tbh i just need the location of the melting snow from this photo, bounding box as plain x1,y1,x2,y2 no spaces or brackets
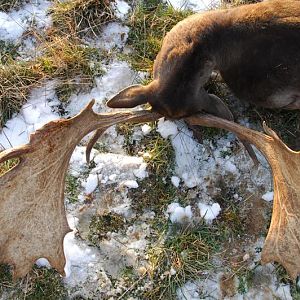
198,202,221,223
66,60,141,116
165,0,220,12
0,0,52,42
167,202,193,224
114,0,131,19
0,81,60,150
156,118,178,138
262,191,274,202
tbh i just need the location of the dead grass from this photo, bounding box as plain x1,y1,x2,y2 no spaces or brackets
221,0,262,7
50,0,115,38
0,0,27,12
0,0,111,126
0,35,105,126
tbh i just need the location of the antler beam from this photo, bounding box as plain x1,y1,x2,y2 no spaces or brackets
0,100,159,278
1,101,300,280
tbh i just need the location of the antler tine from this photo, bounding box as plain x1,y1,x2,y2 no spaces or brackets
1,104,300,280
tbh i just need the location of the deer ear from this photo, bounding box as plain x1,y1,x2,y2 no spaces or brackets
107,84,149,108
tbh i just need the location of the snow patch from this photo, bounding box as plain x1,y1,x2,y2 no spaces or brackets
66,60,139,115
171,176,180,187
262,191,274,202
165,0,220,12
198,202,221,223
82,174,99,194
0,81,60,150
0,0,52,42
122,180,139,189
167,202,193,224
141,124,152,135
89,22,129,51
114,0,130,19
157,118,178,138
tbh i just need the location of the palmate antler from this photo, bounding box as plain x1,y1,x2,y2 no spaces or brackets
0,100,159,278
1,100,300,280
187,114,300,280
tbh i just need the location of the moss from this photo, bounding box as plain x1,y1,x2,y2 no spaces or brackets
0,265,67,300
88,212,126,245
65,174,80,204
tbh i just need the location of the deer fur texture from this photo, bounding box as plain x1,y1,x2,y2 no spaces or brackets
107,0,300,121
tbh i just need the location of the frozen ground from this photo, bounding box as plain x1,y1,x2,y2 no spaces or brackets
0,0,296,299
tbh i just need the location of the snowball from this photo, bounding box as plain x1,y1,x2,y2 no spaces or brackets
122,180,139,188
114,0,130,19
198,202,221,223
262,191,274,202
156,118,178,138
36,258,51,268
171,176,180,188
167,203,193,224
82,174,98,194
141,124,152,135
224,160,238,174
133,163,148,179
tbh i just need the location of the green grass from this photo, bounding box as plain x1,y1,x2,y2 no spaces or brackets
0,264,67,300
126,1,192,72
65,174,80,203
143,225,221,299
0,158,20,177
0,41,19,64
127,126,180,213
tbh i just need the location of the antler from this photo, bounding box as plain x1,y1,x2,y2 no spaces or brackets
0,100,159,278
187,114,300,280
1,102,300,280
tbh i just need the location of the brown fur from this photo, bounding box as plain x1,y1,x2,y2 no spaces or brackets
107,0,300,123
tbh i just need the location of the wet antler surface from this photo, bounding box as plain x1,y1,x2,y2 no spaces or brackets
1,101,300,280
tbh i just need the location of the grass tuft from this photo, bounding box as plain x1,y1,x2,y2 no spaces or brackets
0,158,19,176
127,1,192,72
0,265,67,299
0,36,104,125
144,225,221,299
128,126,179,213
50,0,115,38
0,0,27,12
